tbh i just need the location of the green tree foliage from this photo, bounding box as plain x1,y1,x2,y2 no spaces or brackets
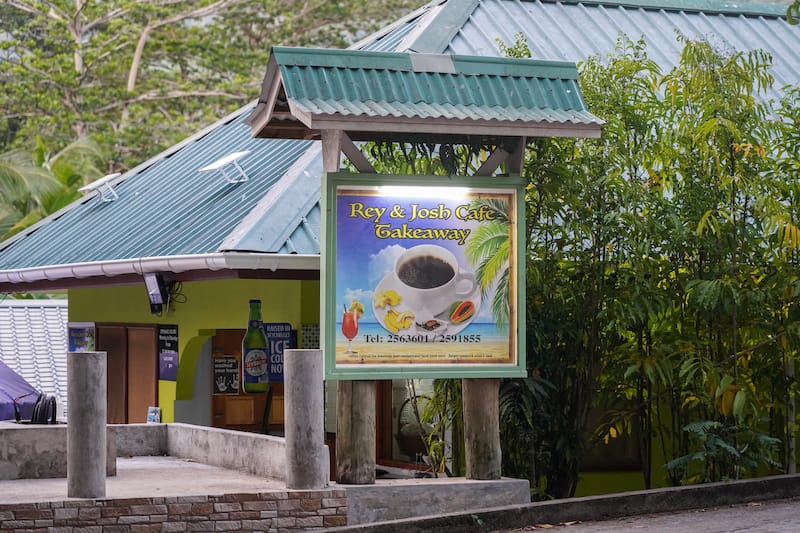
498,32,799,497
0,0,418,169
0,137,105,238
788,0,799,24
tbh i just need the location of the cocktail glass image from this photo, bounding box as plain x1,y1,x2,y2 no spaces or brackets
342,308,359,354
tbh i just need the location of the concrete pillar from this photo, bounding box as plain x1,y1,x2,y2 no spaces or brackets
463,378,501,480
336,380,376,484
67,351,107,498
284,349,327,489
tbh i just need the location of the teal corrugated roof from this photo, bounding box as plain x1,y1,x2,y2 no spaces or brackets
0,104,320,280
251,46,603,140
427,0,799,103
353,1,447,52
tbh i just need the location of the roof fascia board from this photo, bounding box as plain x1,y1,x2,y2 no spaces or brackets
273,46,413,71
451,55,579,78
0,252,320,287
272,46,579,78
287,101,314,129
246,56,284,136
405,0,480,53
306,115,602,139
546,0,787,17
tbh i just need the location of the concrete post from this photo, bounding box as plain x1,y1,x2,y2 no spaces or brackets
67,351,107,498
336,380,376,484
463,378,501,480
284,349,328,489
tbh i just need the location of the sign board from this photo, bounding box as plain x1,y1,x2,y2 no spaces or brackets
322,173,526,379
68,322,95,353
213,356,240,394
158,324,179,381
264,323,293,382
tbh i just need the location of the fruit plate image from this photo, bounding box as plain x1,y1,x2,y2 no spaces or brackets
372,271,482,338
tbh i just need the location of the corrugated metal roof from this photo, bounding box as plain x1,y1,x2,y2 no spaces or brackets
252,47,603,140
434,0,799,103
0,104,321,275
353,1,447,52
0,299,68,419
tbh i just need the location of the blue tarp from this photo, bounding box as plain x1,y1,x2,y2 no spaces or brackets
0,360,39,421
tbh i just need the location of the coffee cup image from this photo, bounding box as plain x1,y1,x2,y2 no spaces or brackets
393,244,478,317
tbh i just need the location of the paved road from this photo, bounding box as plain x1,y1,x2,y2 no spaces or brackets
495,497,800,532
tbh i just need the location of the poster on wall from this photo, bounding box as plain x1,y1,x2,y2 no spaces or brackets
264,323,294,383
323,173,526,379
158,324,179,381
213,356,240,394
68,322,95,352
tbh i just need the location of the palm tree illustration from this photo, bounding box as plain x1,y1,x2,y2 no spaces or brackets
464,198,510,328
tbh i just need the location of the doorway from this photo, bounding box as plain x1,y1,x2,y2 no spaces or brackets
96,324,158,423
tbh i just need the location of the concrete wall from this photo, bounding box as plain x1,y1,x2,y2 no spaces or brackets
344,478,531,525
0,423,116,480
113,422,293,481
109,423,167,456
1,422,292,482
68,279,320,423
166,423,292,481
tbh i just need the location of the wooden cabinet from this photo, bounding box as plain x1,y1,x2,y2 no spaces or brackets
210,329,284,433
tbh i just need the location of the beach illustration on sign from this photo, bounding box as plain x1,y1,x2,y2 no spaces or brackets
335,190,514,362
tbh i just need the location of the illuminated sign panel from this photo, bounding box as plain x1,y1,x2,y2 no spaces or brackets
323,173,526,379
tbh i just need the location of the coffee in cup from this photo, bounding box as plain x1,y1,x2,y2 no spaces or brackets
392,244,478,317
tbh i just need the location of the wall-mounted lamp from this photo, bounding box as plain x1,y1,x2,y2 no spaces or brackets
143,272,169,315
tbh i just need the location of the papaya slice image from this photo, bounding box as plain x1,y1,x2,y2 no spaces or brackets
448,300,475,324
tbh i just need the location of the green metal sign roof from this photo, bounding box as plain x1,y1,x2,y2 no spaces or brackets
249,46,603,141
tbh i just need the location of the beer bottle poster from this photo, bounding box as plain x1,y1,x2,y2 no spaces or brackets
326,175,525,379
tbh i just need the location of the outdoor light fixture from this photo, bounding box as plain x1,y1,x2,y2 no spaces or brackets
78,173,122,202
377,185,470,199
197,150,251,184
143,273,168,315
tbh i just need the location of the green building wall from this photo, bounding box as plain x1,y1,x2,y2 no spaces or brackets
69,278,320,422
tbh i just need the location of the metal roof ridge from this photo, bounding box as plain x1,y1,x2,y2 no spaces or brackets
271,46,413,70
272,46,580,78
0,252,320,286
405,0,480,53
220,143,320,251
451,54,579,78
536,0,788,18
0,299,67,307
349,0,447,51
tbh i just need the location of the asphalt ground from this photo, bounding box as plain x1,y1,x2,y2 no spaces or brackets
329,474,800,532
493,497,800,532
